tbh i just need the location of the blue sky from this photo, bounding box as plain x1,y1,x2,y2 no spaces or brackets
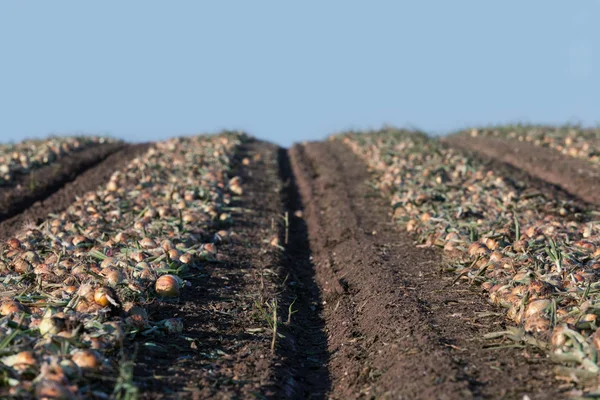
0,1,598,146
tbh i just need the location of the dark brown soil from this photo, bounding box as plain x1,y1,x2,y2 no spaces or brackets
136,139,330,399
444,135,600,207
0,143,150,241
134,139,281,399
289,140,565,400
269,147,330,398
0,136,575,399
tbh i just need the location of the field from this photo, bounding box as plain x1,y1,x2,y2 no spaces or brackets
2,127,600,399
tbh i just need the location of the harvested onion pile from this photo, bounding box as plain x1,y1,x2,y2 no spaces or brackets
0,136,119,185
0,132,244,398
340,128,600,376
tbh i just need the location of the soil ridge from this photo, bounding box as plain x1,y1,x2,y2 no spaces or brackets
444,135,600,207
290,140,562,399
0,143,150,241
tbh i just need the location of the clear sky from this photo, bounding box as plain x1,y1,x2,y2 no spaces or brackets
0,1,598,147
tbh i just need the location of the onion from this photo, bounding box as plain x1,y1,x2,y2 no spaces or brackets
214,230,230,243
140,237,158,249
94,287,118,307
525,300,551,318
63,285,77,294
219,213,231,222
512,239,528,253
161,239,175,251
489,250,503,262
270,236,281,247
167,248,181,260
506,304,523,323
39,316,65,336
155,274,181,297
102,267,125,287
480,281,493,292
72,235,90,246
21,250,40,264
484,237,499,250
137,266,155,282
179,252,193,264
15,353,37,371
0,300,25,316
100,257,115,269
12,258,32,274
106,180,119,192
592,328,600,351
467,242,488,256
77,282,94,298
114,231,129,243
405,219,417,232
35,379,73,400
163,318,184,334
71,349,101,371
524,315,550,333
3,351,37,371
229,177,243,195
7,238,22,250
130,252,146,263
125,305,149,329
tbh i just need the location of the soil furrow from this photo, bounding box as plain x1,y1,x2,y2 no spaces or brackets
269,147,330,398
290,140,563,399
444,135,600,207
0,143,149,241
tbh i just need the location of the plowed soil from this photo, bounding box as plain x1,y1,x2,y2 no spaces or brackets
289,140,563,399
136,140,330,399
1,136,581,399
0,143,149,241
444,135,600,207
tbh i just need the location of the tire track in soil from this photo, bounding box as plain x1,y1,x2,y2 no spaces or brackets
0,143,150,242
268,147,330,398
444,135,600,207
290,140,564,399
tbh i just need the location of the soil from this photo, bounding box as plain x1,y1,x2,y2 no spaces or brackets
269,147,330,398
0,143,150,241
135,139,331,399
440,138,594,223
289,140,565,399
443,135,600,207
134,139,281,399
0,136,578,399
